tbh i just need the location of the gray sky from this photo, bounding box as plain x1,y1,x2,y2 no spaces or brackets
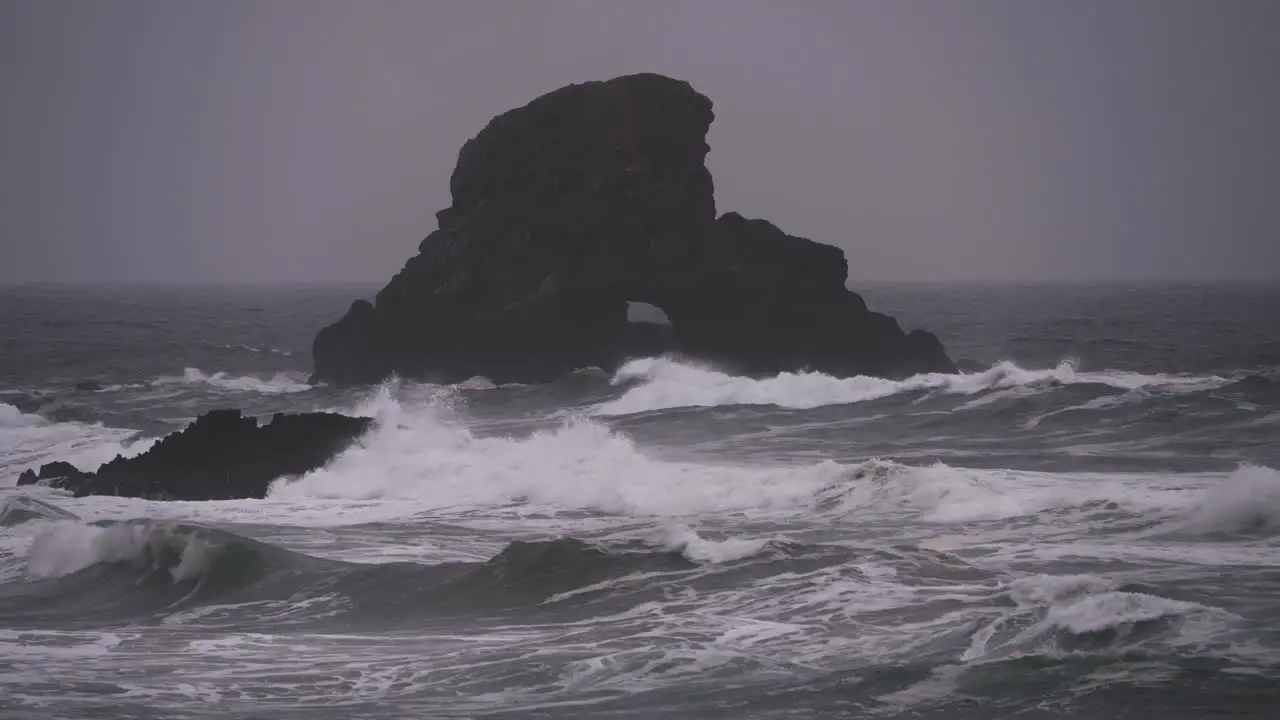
2,0,1278,284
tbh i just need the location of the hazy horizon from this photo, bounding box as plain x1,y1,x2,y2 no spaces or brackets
3,0,1278,284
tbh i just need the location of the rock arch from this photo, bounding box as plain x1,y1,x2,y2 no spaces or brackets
311,74,954,386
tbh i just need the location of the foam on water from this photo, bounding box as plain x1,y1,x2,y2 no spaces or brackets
1043,590,1214,635
1,402,155,482
956,572,1245,664
156,368,312,394
594,357,1231,415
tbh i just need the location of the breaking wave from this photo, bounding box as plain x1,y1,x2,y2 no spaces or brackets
0,513,750,627
267,388,1266,529
272,386,849,515
25,519,218,581
593,357,1232,415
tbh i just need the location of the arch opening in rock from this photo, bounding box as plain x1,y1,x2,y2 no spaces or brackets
620,300,677,360
626,301,672,326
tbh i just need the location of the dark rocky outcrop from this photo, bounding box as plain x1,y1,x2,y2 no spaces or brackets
16,461,90,489
312,72,955,386
16,409,372,500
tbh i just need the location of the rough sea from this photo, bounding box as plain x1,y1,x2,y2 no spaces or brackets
1,282,1277,719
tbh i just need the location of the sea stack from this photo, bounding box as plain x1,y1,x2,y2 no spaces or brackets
312,73,955,385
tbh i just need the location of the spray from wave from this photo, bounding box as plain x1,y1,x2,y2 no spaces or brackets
1184,464,1280,534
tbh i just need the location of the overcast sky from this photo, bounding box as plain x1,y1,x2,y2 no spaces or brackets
2,0,1278,284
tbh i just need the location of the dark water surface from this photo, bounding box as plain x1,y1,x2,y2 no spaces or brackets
1,282,1277,718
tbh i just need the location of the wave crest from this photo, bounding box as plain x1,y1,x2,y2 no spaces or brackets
156,368,312,394
962,573,1238,661
268,394,844,515
266,391,1159,524
26,520,240,582
659,523,773,563
593,357,1230,415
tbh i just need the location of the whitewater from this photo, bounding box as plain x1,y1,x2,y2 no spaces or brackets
1,282,1278,719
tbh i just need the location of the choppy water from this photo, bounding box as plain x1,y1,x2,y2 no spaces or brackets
1,282,1278,719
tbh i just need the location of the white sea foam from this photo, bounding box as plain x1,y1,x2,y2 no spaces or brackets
810,460,1055,523
1043,590,1212,635
1,403,155,481
594,357,906,414
962,573,1238,661
593,357,1230,415
156,368,312,394
454,375,497,391
1022,391,1144,429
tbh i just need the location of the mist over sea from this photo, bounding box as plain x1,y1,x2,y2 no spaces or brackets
2,281,1278,719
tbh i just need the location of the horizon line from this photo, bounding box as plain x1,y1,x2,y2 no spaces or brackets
1,276,1278,288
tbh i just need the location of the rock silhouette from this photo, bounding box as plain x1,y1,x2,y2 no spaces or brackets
16,409,372,500
312,73,954,386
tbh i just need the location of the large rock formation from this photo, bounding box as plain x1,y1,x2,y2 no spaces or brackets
16,410,372,500
312,73,954,386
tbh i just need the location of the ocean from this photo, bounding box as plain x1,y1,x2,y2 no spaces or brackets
1,281,1278,719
